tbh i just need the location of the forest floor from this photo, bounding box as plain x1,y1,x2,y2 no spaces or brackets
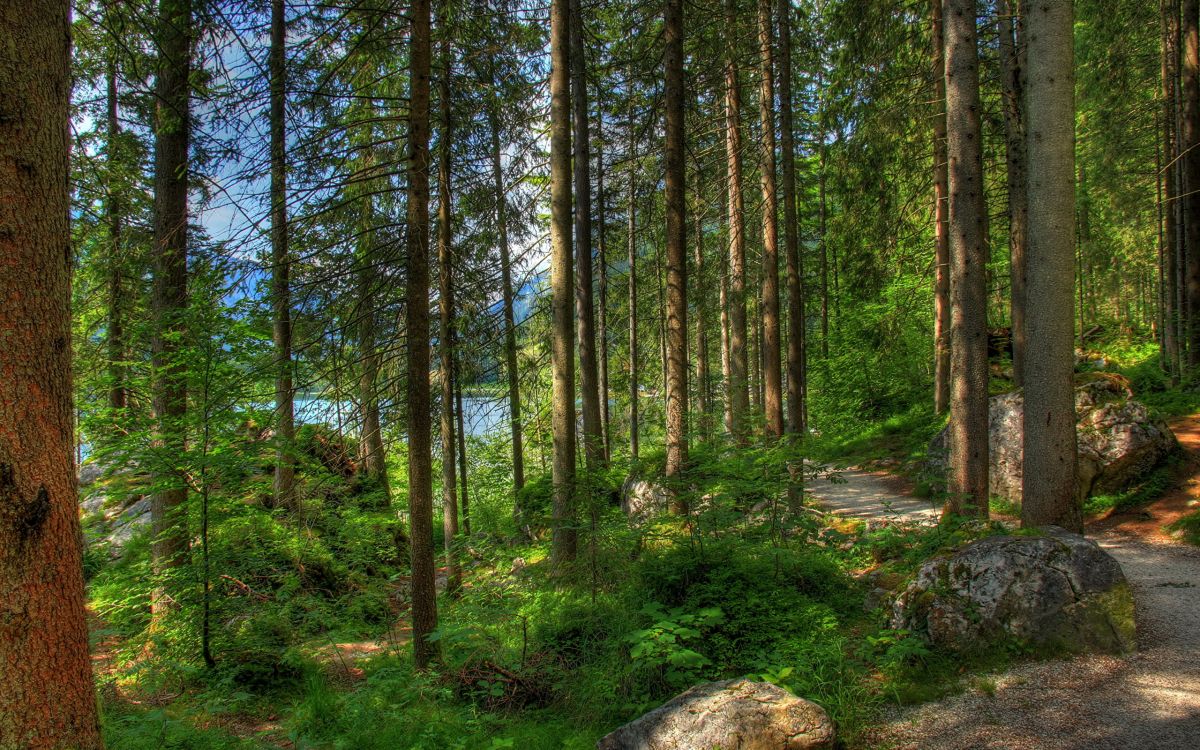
811,415,1200,749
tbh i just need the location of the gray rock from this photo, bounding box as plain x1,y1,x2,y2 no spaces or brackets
621,476,669,521
78,461,106,487
929,376,1175,503
892,527,1135,654
596,679,833,750
105,497,150,551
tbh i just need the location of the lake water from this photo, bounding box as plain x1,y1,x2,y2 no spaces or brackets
295,395,509,438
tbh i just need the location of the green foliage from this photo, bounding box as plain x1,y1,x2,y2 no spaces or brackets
626,603,725,690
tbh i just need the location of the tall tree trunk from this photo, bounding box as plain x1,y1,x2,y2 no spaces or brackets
1184,0,1200,367
1021,0,1079,531
693,193,710,431
777,0,805,436
999,0,1029,387
627,118,640,460
406,0,438,668
725,0,750,441
721,231,734,433
818,120,829,358
597,114,612,462
0,2,103,744
932,0,951,415
571,0,604,475
664,0,689,490
1164,0,1181,381
550,0,577,564
270,0,297,512
356,192,388,498
943,0,989,518
1180,0,1200,364
354,102,388,501
757,0,783,439
151,0,193,621
105,55,127,417
436,35,460,594
488,95,525,504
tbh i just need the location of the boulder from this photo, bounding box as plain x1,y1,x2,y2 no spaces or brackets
621,476,669,521
596,679,833,750
929,375,1175,504
892,527,1135,654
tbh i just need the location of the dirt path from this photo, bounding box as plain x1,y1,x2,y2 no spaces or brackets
808,467,1200,749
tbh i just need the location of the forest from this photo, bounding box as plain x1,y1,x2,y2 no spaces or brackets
2,0,1198,748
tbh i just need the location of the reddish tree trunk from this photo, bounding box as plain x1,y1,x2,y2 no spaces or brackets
0,1,103,745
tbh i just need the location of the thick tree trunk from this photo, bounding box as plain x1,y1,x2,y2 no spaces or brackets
777,0,805,436
943,0,990,518
550,0,577,564
488,99,525,504
270,0,297,512
1021,0,1079,532
757,0,783,439
932,0,951,415
1184,0,1200,367
999,0,1029,387
725,0,750,441
664,0,689,491
105,57,127,417
151,0,193,620
571,0,605,475
436,36,460,594
406,0,439,668
0,2,104,745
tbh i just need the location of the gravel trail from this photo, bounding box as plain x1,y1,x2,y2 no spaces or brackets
808,470,1200,749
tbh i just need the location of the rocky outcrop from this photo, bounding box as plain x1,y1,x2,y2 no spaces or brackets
596,679,834,750
621,476,669,521
892,527,1135,654
79,460,149,556
929,375,1175,503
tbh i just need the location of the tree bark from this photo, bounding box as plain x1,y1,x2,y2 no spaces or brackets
725,0,750,441
270,0,297,513
455,359,470,536
571,0,604,475
1184,0,1200,367
488,99,525,514
105,54,127,417
356,187,388,499
597,114,612,462
999,0,1028,387
1021,0,1079,532
932,0,951,414
1164,0,1181,381
550,0,577,564
151,0,193,620
757,0,783,439
693,192,710,430
943,0,990,518
406,0,439,668
436,35,460,594
0,1,104,744
627,110,640,461
777,0,805,436
664,0,689,490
